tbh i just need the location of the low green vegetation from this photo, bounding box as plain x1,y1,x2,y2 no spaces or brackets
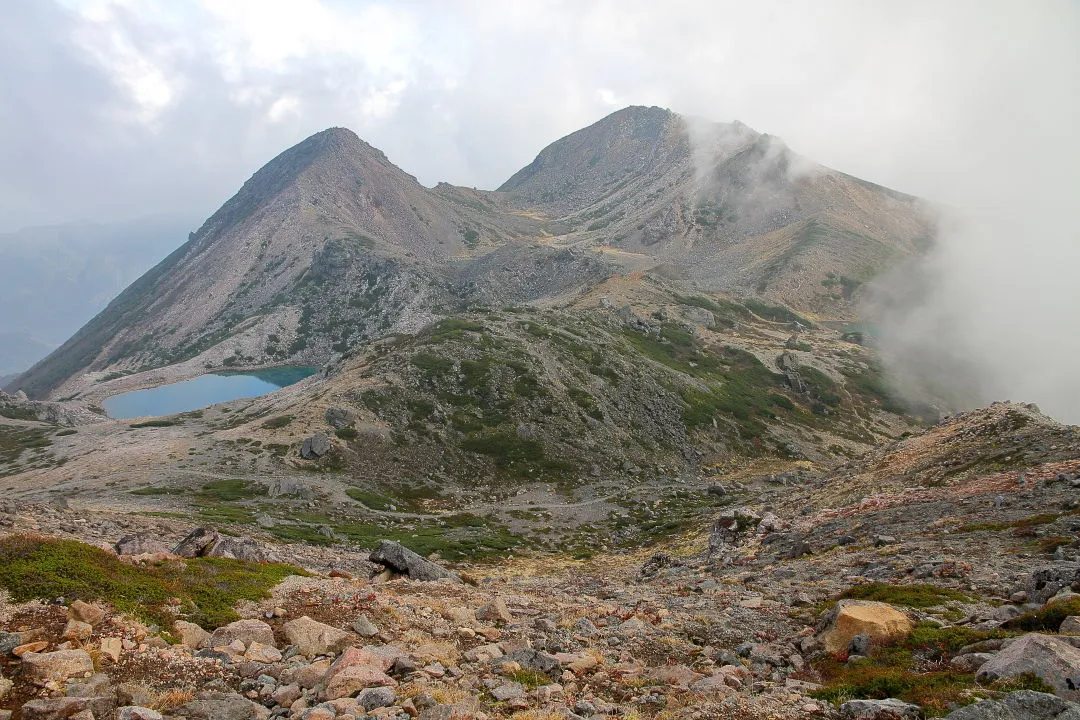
743,299,810,326
0,535,302,629
198,479,262,502
129,419,178,428
1005,596,1080,631
0,406,38,421
958,512,1069,533
812,623,1034,717
262,415,295,429
837,583,973,608
345,488,395,510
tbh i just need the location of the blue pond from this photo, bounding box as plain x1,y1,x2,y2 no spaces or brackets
103,367,318,420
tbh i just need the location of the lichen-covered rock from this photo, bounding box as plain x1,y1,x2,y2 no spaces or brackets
977,633,1080,701
21,649,95,685
840,698,920,719
943,690,1080,719
208,619,275,650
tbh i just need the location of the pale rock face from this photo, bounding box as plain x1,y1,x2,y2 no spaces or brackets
282,615,357,657
174,620,212,650
209,619,275,649
977,633,1080,701
21,649,95,684
818,600,914,655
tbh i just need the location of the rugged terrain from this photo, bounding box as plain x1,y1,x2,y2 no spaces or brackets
0,403,1079,720
4,106,1075,719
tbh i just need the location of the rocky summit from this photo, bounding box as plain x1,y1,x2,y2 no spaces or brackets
0,106,1077,720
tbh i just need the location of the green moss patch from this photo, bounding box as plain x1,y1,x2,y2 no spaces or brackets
1005,596,1080,632
0,535,302,629
838,583,973,608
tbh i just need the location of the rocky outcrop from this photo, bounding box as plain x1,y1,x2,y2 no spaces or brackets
300,433,332,459
977,634,1080,701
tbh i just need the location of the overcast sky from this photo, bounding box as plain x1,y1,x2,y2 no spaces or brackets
0,0,1075,231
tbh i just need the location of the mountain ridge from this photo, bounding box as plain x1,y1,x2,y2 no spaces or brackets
11,106,934,400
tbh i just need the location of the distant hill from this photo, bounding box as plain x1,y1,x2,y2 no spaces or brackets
0,215,195,376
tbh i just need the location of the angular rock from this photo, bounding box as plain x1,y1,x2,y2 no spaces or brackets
325,407,358,429
174,621,212,650
369,540,460,582
503,648,559,674
20,697,97,720
1028,564,1080,605
115,533,172,556
118,709,165,720
819,600,913,655
68,600,106,627
352,614,379,637
301,433,332,459
176,691,260,720
209,619,275,649
99,637,122,663
22,649,95,685
356,686,397,711
944,690,1080,719
491,682,525,701
282,616,356,657
840,698,920,719
1062,617,1080,635
977,633,1080,700
476,598,512,625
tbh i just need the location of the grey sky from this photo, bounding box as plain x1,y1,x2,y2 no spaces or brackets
2,0,1079,420
0,0,1074,230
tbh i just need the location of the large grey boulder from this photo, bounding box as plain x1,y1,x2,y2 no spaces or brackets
944,690,1080,719
369,540,460,582
301,433,332,459
977,633,1080,701
115,532,172,556
325,407,357,428
175,691,260,720
1028,564,1080,604
172,527,271,562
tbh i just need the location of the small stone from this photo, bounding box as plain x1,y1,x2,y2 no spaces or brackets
99,637,122,663
63,620,93,642
13,641,49,657
490,682,524,701
477,598,513,625
352,614,379,638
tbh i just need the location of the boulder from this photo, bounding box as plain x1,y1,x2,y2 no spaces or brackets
476,598,513,625
172,527,271,562
1062,617,1080,635
369,540,460,582
1027,564,1080,604
244,641,282,663
118,709,165,720
209,619,275,649
819,600,914,655
174,621,212,650
301,433,332,459
68,600,106,627
325,407,358,429
205,535,271,563
172,527,221,558
356,686,397,711
282,615,356,657
114,533,172,556
840,698,920,719
977,633,1080,700
944,690,1080,719
21,649,95,684
176,691,260,720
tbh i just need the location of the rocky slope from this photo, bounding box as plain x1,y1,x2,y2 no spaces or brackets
0,402,1079,719
10,107,932,401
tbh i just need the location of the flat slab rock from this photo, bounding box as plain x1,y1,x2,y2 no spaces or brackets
840,698,920,719
943,690,1080,719
369,540,460,582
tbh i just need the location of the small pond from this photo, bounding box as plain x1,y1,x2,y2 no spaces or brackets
102,366,319,419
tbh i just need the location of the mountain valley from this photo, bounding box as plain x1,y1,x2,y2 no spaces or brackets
0,107,1076,720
